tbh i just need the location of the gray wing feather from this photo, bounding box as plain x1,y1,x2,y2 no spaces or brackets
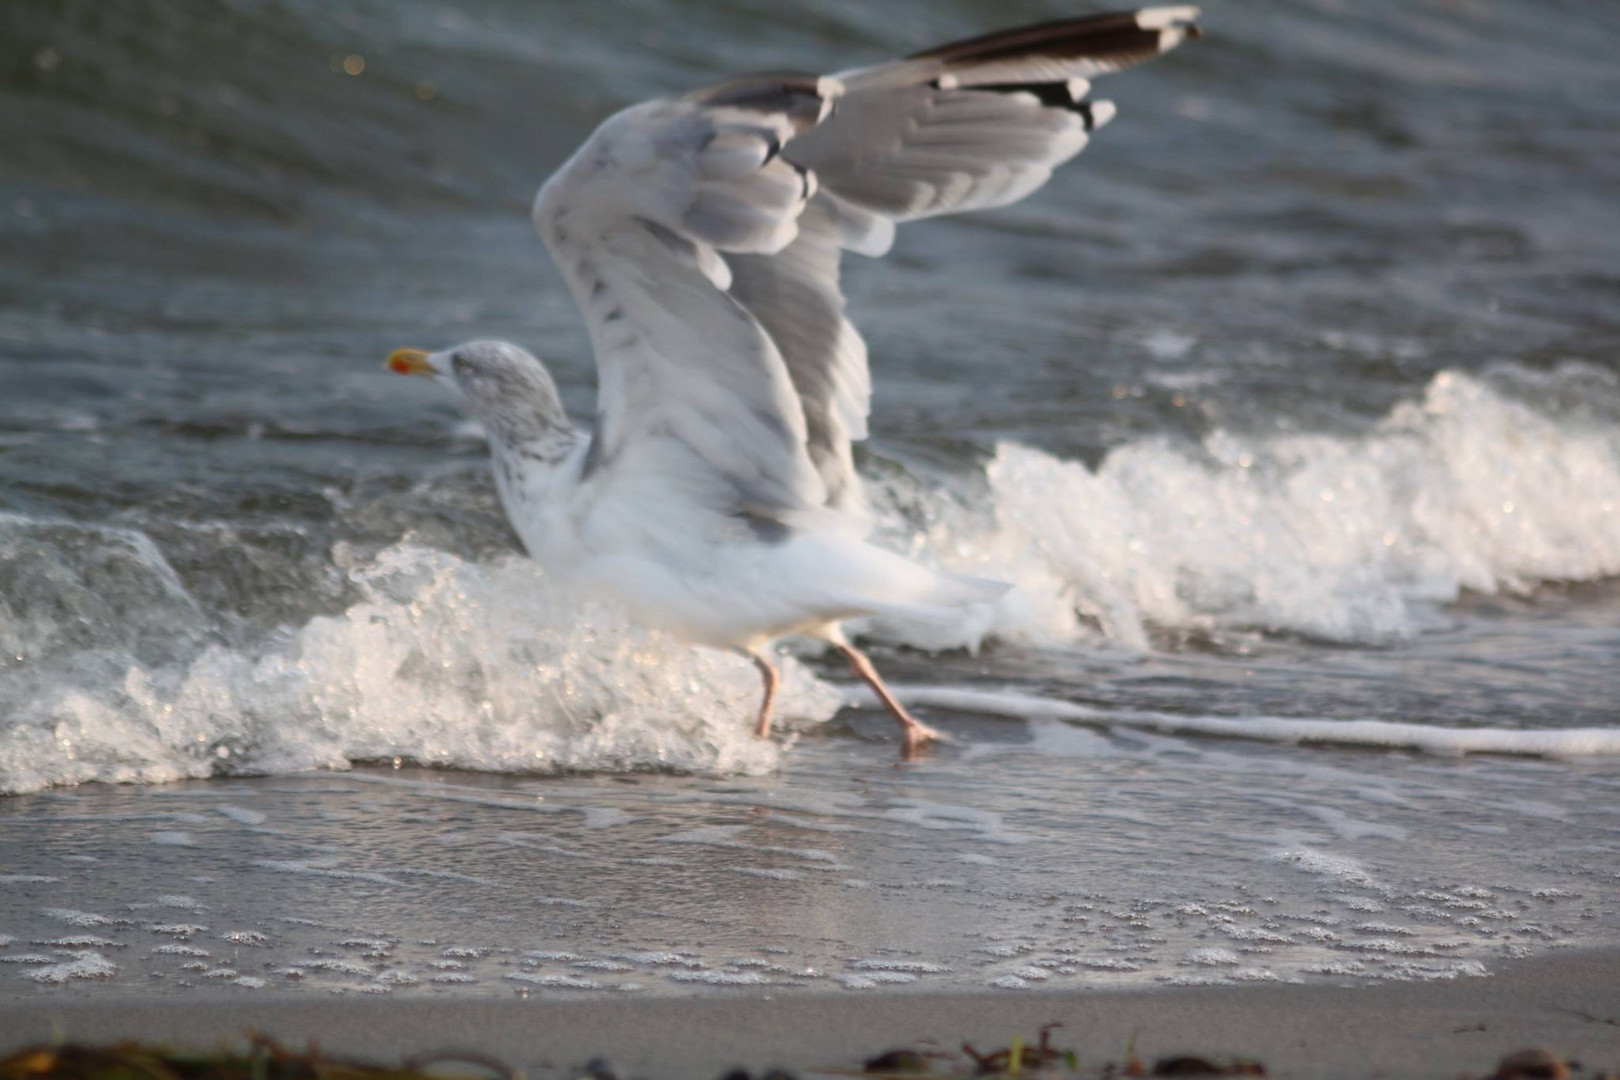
727,200,870,514
534,84,838,522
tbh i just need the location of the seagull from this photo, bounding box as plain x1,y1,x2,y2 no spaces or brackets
388,7,1199,757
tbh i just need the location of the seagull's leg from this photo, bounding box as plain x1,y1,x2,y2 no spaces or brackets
837,643,944,759
746,650,781,739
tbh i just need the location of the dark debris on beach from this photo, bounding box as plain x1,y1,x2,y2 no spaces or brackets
849,1023,1266,1078
0,1039,522,1080
1,1034,1613,1080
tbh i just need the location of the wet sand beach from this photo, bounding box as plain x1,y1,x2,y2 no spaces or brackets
4,948,1618,1079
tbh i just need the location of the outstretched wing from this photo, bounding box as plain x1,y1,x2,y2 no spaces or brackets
534,74,840,528
740,6,1200,515
533,7,1198,533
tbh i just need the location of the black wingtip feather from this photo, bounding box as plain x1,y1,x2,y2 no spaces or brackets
971,82,1099,130
909,8,1197,69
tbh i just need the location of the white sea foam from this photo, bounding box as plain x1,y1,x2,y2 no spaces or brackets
1076,958,1143,972
154,944,210,957
667,970,767,985
847,959,949,974
1272,851,1390,895
503,972,605,990
839,971,918,988
38,935,120,949
858,688,1620,759
22,950,117,983
870,369,1620,650
40,909,115,928
0,543,841,794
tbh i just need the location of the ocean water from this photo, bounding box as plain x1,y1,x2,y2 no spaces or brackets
2,0,1618,996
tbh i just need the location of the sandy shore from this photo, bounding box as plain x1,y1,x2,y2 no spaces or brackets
3,948,1617,1079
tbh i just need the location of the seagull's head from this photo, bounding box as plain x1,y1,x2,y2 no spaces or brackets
386,339,573,447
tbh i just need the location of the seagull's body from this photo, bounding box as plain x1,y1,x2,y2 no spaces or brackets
390,7,1199,755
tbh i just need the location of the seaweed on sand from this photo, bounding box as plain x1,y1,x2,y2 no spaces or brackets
0,1037,518,1080
846,1024,1267,1078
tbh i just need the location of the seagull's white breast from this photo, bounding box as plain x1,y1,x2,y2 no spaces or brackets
491,439,591,573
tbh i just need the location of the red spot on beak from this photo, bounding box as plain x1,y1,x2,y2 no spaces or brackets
386,348,434,376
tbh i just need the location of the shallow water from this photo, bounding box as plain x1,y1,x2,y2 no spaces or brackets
2,0,1619,995
0,748,1613,997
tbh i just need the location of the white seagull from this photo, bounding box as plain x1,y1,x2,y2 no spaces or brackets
389,7,1200,756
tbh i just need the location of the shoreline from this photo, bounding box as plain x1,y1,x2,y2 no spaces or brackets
3,948,1617,1079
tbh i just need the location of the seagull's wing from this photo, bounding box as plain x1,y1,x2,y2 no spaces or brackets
533,7,1198,532
733,6,1200,516
534,75,839,525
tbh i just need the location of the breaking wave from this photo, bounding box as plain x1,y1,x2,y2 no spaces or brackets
0,541,842,795
881,368,1620,650
2,367,1618,793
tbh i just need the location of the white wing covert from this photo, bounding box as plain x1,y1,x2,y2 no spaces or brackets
533,7,1199,532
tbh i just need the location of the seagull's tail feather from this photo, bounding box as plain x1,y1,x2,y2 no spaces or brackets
896,568,1013,624
855,571,1012,628
788,535,1010,627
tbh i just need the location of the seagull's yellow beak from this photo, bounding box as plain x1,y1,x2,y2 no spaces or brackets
386,347,435,376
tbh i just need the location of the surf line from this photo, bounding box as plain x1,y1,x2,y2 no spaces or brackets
846,685,1620,758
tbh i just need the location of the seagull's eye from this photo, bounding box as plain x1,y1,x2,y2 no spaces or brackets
452,354,473,376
